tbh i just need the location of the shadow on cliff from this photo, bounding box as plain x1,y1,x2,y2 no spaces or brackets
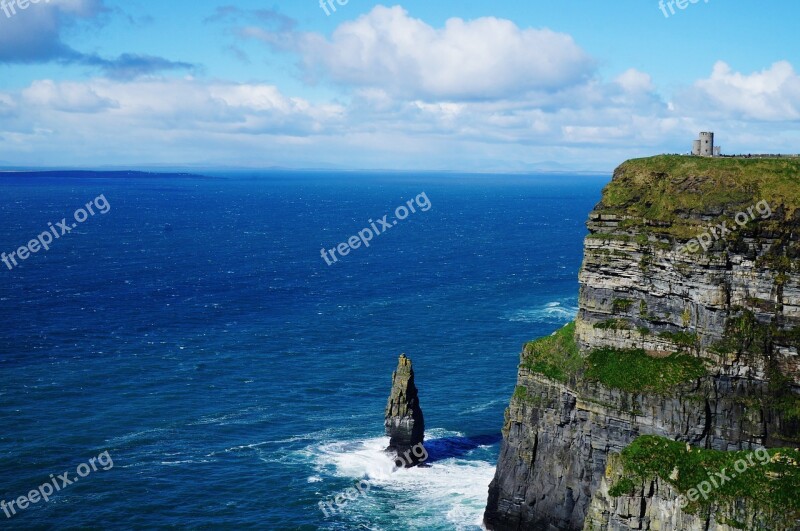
422,433,502,464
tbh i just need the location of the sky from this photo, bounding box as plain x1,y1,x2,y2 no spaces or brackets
0,0,799,171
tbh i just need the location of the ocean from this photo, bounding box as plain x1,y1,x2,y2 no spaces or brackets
0,171,607,529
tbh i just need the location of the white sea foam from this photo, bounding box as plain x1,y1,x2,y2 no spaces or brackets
312,432,495,530
105,427,169,446
463,397,507,413
506,300,578,324
188,405,276,426
159,459,214,465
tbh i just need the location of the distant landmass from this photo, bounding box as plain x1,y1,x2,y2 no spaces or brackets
0,170,213,179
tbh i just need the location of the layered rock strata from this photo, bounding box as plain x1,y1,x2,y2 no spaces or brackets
484,156,800,530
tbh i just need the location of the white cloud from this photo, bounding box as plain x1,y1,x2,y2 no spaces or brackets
0,77,350,165
687,61,800,121
244,5,595,101
22,80,119,113
0,66,681,169
0,93,16,117
615,69,655,94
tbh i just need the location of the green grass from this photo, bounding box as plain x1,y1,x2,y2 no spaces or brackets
711,310,771,356
522,323,707,393
511,385,547,407
658,331,699,349
614,435,800,526
521,322,582,383
608,477,636,497
585,348,707,394
598,155,800,237
512,385,528,401
776,394,800,421
612,298,634,312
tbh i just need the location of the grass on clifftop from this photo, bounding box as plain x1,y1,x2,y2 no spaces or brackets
612,435,800,527
599,155,800,234
521,322,582,383
522,322,707,393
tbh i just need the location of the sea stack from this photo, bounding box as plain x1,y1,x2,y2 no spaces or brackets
384,354,425,464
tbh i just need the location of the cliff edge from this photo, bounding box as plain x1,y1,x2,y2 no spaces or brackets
484,155,800,530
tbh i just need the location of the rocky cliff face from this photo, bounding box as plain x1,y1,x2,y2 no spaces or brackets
385,354,425,462
484,156,800,530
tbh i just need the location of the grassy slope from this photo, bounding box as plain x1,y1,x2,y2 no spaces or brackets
521,322,707,394
585,348,707,394
597,155,800,237
521,322,582,383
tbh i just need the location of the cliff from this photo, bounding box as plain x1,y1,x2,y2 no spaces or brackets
484,156,800,530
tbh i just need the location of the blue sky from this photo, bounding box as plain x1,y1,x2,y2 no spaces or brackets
0,0,799,171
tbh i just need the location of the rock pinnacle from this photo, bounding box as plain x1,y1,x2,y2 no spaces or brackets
384,354,425,463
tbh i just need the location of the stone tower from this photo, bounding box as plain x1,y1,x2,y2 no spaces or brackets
691,131,718,157
699,131,714,156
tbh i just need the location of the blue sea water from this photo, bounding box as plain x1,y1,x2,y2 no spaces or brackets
0,171,607,530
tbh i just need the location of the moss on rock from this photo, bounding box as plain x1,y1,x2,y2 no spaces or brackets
613,435,800,528
585,348,707,394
